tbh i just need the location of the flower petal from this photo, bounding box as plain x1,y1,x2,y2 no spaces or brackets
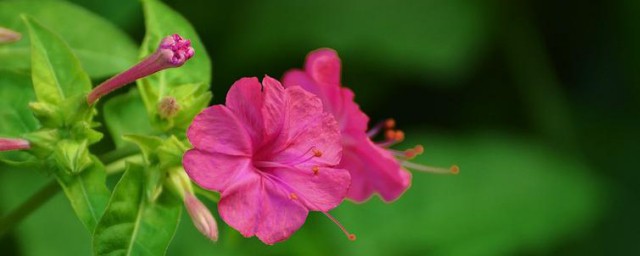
305,48,341,86
271,166,350,212
282,70,323,102
187,105,253,156
269,87,342,167
337,88,369,139
183,149,251,191
282,50,343,116
225,77,265,145
218,171,308,245
255,179,308,244
341,139,411,202
260,76,287,139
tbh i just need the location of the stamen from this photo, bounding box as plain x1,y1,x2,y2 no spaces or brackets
312,166,320,175
402,161,460,175
322,212,356,241
403,145,424,159
368,118,397,138
289,193,298,200
385,145,424,159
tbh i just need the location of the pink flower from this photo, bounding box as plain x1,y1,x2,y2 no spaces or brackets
87,34,194,105
183,76,354,244
283,49,458,203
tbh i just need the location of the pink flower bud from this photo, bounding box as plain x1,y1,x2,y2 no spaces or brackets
0,137,30,151
184,193,218,242
0,27,21,44
87,34,195,105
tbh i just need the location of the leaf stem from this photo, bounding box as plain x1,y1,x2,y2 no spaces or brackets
0,180,58,237
0,146,140,237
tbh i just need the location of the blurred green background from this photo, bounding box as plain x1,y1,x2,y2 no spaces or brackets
1,0,638,255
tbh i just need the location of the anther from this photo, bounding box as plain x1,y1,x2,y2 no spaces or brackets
450,165,460,175
394,130,405,142
312,148,323,157
312,166,320,175
384,118,396,129
289,193,298,200
385,130,395,140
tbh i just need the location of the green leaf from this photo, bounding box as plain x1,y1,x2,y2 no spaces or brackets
0,70,38,164
53,139,93,175
0,0,138,78
55,156,111,232
103,88,155,148
121,134,163,164
93,163,182,256
0,70,37,137
23,16,92,105
0,169,92,256
137,0,212,131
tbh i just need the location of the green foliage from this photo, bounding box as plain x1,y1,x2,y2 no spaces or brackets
21,16,111,233
0,0,138,78
103,89,155,149
23,16,95,129
136,0,212,134
54,157,110,232
93,163,182,256
0,70,37,137
0,70,38,164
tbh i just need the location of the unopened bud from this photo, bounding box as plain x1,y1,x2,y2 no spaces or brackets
0,137,30,151
87,34,195,105
0,27,21,44
184,193,219,241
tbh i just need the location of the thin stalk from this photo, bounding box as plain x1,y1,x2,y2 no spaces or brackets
0,180,58,237
0,146,140,237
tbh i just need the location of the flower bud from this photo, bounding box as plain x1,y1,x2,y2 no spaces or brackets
0,138,30,152
184,193,219,242
87,34,195,105
0,27,21,44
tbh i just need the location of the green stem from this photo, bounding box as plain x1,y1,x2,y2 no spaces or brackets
0,146,140,237
0,180,58,237
193,185,220,203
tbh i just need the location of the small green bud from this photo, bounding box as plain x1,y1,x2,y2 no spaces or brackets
53,140,93,174
158,96,180,119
